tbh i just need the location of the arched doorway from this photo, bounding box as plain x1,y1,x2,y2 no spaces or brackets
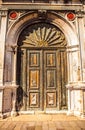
17,22,68,112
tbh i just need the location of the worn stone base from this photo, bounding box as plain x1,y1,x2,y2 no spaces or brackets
80,113,85,119
11,111,18,117
0,85,18,118
0,112,11,119
66,82,85,118
67,111,74,116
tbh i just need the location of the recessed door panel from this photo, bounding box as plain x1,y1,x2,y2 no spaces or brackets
29,92,40,108
46,53,56,67
46,70,56,88
29,70,40,88
46,92,56,107
29,52,40,67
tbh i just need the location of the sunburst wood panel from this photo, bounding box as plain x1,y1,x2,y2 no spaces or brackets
22,23,66,47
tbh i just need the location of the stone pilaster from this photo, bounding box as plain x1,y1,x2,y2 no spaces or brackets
66,82,85,117
0,87,4,118
67,88,74,115
11,48,17,85
67,45,80,82
76,10,85,81
0,10,8,85
0,10,8,118
11,85,18,117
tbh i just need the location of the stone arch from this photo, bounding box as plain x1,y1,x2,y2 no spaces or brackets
6,11,79,47
5,11,79,85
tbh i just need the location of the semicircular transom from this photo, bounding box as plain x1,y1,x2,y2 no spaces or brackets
18,23,67,47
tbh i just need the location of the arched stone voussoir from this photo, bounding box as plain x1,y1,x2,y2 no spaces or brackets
6,11,79,47
6,11,38,45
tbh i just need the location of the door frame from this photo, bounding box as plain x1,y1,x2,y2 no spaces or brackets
17,47,68,112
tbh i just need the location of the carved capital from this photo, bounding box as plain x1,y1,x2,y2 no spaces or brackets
6,44,18,54
0,10,8,17
75,10,85,18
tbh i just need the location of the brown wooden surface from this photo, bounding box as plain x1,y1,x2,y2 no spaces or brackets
19,49,67,111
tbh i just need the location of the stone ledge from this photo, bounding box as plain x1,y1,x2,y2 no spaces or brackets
66,82,85,90
0,3,83,10
0,85,18,90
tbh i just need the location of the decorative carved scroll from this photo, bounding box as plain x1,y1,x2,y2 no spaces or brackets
46,92,56,107
29,93,39,107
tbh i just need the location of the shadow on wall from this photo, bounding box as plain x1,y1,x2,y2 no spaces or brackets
16,86,28,111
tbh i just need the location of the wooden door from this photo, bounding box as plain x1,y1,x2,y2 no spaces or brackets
27,50,43,110
20,48,67,111
44,50,58,110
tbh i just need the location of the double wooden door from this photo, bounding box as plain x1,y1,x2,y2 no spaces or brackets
21,48,67,111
